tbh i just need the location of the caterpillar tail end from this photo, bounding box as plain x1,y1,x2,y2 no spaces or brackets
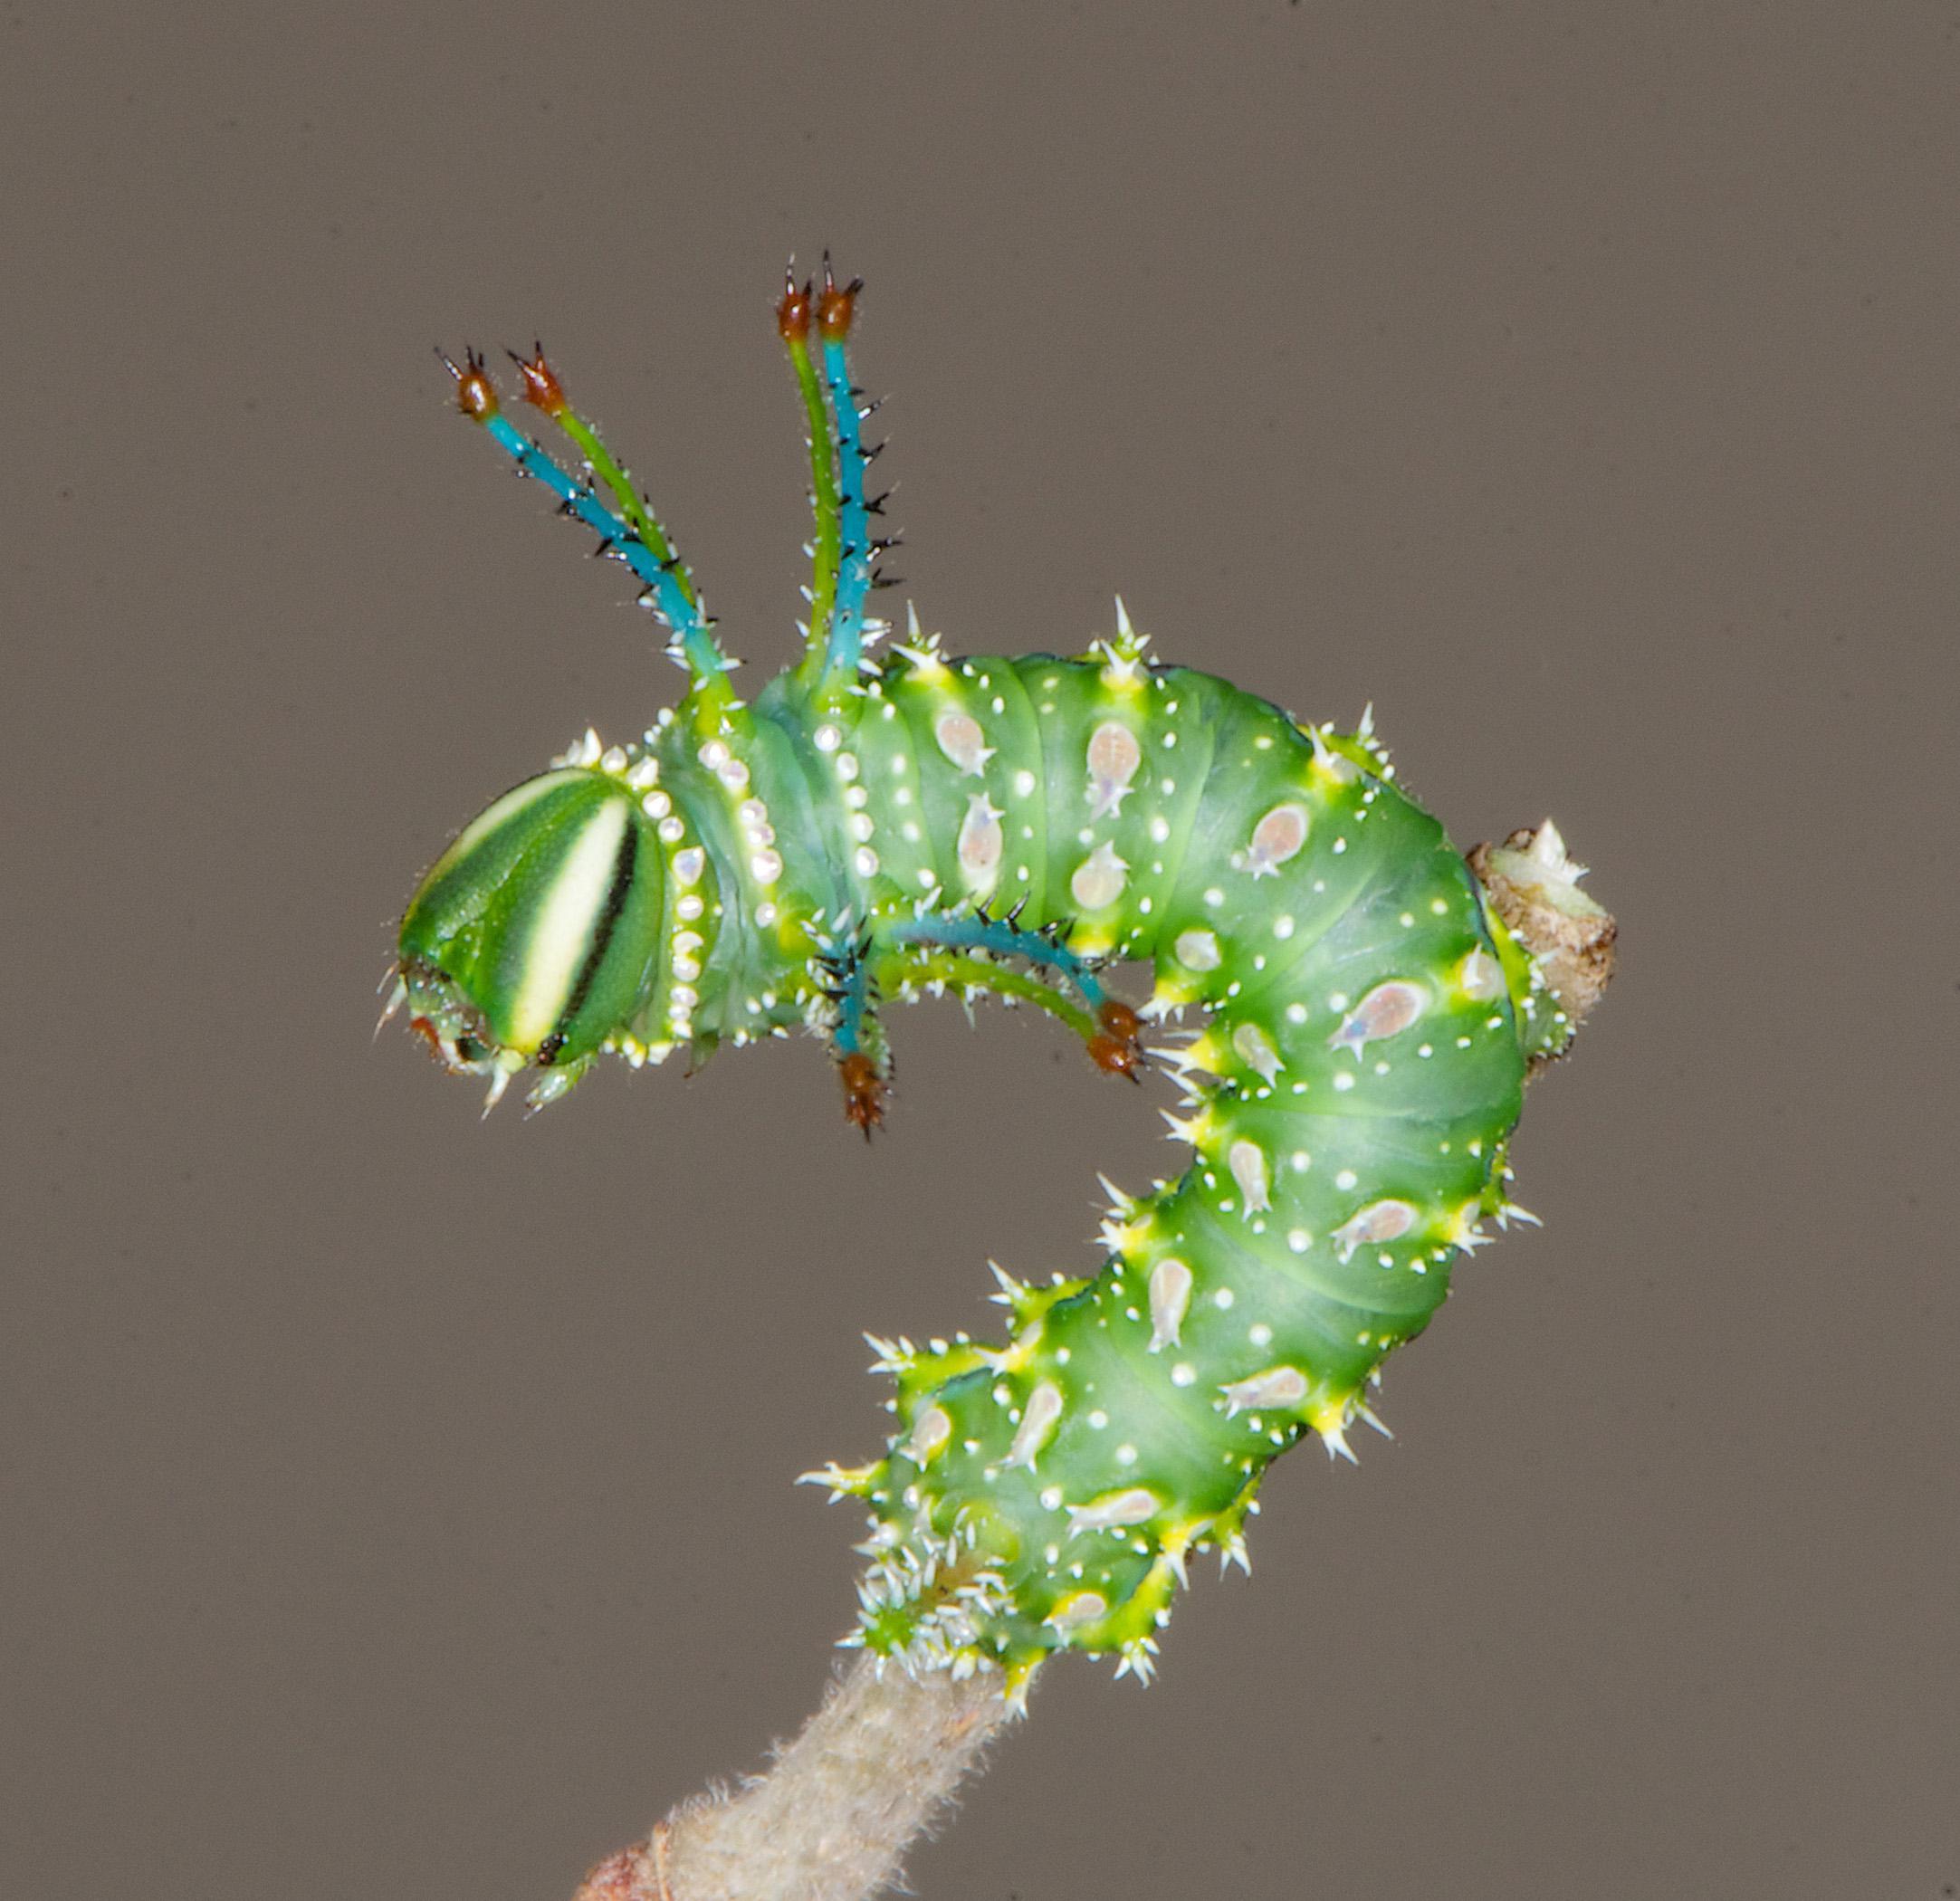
1470,819,1617,1066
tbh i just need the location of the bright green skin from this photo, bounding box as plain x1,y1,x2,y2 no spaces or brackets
398,632,1565,1689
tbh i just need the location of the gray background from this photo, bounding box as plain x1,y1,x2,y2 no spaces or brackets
5,5,1955,1897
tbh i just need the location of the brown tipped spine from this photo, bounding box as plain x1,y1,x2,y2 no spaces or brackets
444,347,500,424
509,344,569,418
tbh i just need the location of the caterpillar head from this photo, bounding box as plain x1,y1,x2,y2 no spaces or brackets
387,767,668,1111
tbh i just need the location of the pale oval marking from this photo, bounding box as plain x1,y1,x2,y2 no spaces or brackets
905,1404,952,1466
1231,1021,1284,1081
1332,1199,1418,1263
1329,979,1427,1056
1232,802,1310,878
1461,947,1506,1001
1066,1486,1158,1536
1071,840,1129,911
1046,1591,1109,1631
1005,1380,1065,1469
1146,1257,1192,1353
934,712,993,777
1228,1138,1271,1215
956,794,1004,888
1174,928,1220,971
1219,1365,1310,1416
1085,720,1143,819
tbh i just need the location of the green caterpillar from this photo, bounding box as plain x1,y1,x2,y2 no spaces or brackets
386,263,1610,1705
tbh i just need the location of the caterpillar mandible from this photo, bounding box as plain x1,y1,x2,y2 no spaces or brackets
385,261,1614,1704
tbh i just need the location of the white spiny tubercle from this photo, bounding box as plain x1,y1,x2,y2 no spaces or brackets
865,1333,913,1375
798,1459,879,1499
1315,1407,1359,1465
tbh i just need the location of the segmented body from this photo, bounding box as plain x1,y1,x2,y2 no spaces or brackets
391,268,1582,1698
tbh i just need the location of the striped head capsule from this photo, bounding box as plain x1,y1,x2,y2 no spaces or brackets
394,768,667,1107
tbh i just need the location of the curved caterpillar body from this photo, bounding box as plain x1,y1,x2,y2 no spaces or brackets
388,266,1607,1701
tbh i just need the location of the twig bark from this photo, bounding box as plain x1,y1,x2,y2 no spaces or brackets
563,819,1615,1901
568,1657,1019,1901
